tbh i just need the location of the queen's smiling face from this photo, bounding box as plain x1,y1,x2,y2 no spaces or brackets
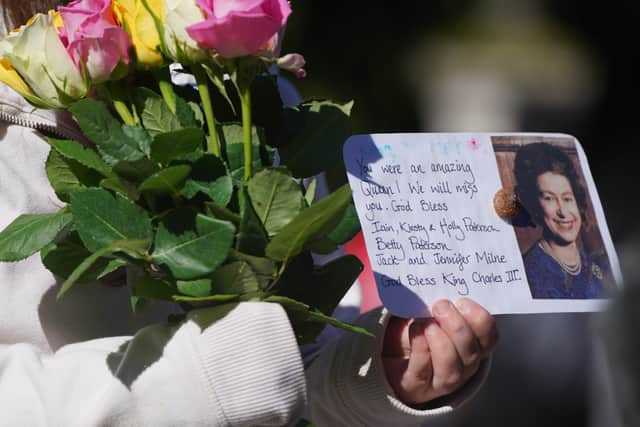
536,171,582,245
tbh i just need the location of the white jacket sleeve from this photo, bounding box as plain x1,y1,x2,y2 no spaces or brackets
305,307,490,427
0,302,307,427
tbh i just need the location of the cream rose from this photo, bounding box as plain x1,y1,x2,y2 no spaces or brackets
163,0,209,63
0,13,87,109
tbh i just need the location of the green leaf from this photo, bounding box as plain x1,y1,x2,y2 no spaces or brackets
280,255,363,317
264,294,310,314
305,178,317,206
328,203,361,245
0,211,71,262
41,232,125,283
97,258,127,279
306,309,373,337
266,184,353,262
203,63,237,115
137,87,181,135
277,255,365,343
138,165,191,194
247,168,303,237
122,125,152,158
152,208,235,280
261,143,277,171
150,127,204,165
57,239,148,299
70,99,146,165
18,90,62,110
264,294,373,342
100,177,140,201
69,189,152,252
236,186,268,257
260,294,317,343
188,101,205,127
307,204,361,253
57,247,112,299
172,294,238,303
47,138,112,177
174,96,200,128
227,249,276,290
113,158,159,183
275,251,313,293
278,100,353,178
306,237,338,255
130,295,141,313
40,233,88,279
134,275,178,301
221,123,263,183
45,149,102,201
177,278,212,297
181,154,232,206
211,261,259,295
205,203,241,225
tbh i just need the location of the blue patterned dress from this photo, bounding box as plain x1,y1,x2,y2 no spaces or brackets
523,242,607,299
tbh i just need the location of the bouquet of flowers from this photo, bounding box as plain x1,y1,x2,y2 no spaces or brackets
0,0,366,343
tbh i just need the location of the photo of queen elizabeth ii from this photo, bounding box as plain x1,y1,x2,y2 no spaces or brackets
493,137,613,299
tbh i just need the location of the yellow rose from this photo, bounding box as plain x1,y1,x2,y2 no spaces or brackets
0,13,87,109
49,9,64,31
113,0,164,68
0,58,32,95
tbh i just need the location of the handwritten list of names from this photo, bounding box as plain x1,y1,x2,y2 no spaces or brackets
344,133,530,317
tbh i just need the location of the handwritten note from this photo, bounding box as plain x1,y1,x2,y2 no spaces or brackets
344,133,620,317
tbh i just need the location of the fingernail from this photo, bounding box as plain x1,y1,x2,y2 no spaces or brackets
455,299,470,314
425,321,439,336
433,300,451,317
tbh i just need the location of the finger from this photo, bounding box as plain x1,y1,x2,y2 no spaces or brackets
424,320,464,395
394,319,433,404
406,320,432,380
454,298,498,356
382,316,412,357
382,357,410,401
432,299,482,367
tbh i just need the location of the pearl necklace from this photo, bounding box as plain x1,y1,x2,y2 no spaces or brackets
539,240,582,276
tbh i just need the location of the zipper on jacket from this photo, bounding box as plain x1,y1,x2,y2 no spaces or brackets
0,109,77,140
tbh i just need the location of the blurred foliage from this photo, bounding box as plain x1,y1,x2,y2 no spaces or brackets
543,0,640,238
283,0,475,133
284,0,640,240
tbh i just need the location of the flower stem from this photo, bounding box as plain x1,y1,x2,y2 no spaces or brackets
106,81,137,126
192,65,220,157
155,70,176,113
113,99,136,126
240,85,252,181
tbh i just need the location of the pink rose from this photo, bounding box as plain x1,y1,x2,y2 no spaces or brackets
186,0,291,58
59,0,132,82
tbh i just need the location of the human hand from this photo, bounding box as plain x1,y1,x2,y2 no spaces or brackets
382,298,498,405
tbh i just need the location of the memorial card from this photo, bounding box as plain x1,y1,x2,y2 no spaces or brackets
343,133,622,317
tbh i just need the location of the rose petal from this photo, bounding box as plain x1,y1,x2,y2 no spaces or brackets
58,0,131,80
187,0,291,58
188,10,280,57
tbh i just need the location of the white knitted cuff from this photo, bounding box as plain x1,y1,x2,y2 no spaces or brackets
188,302,307,426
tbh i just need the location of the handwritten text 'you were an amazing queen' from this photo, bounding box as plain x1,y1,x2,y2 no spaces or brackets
356,158,523,296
